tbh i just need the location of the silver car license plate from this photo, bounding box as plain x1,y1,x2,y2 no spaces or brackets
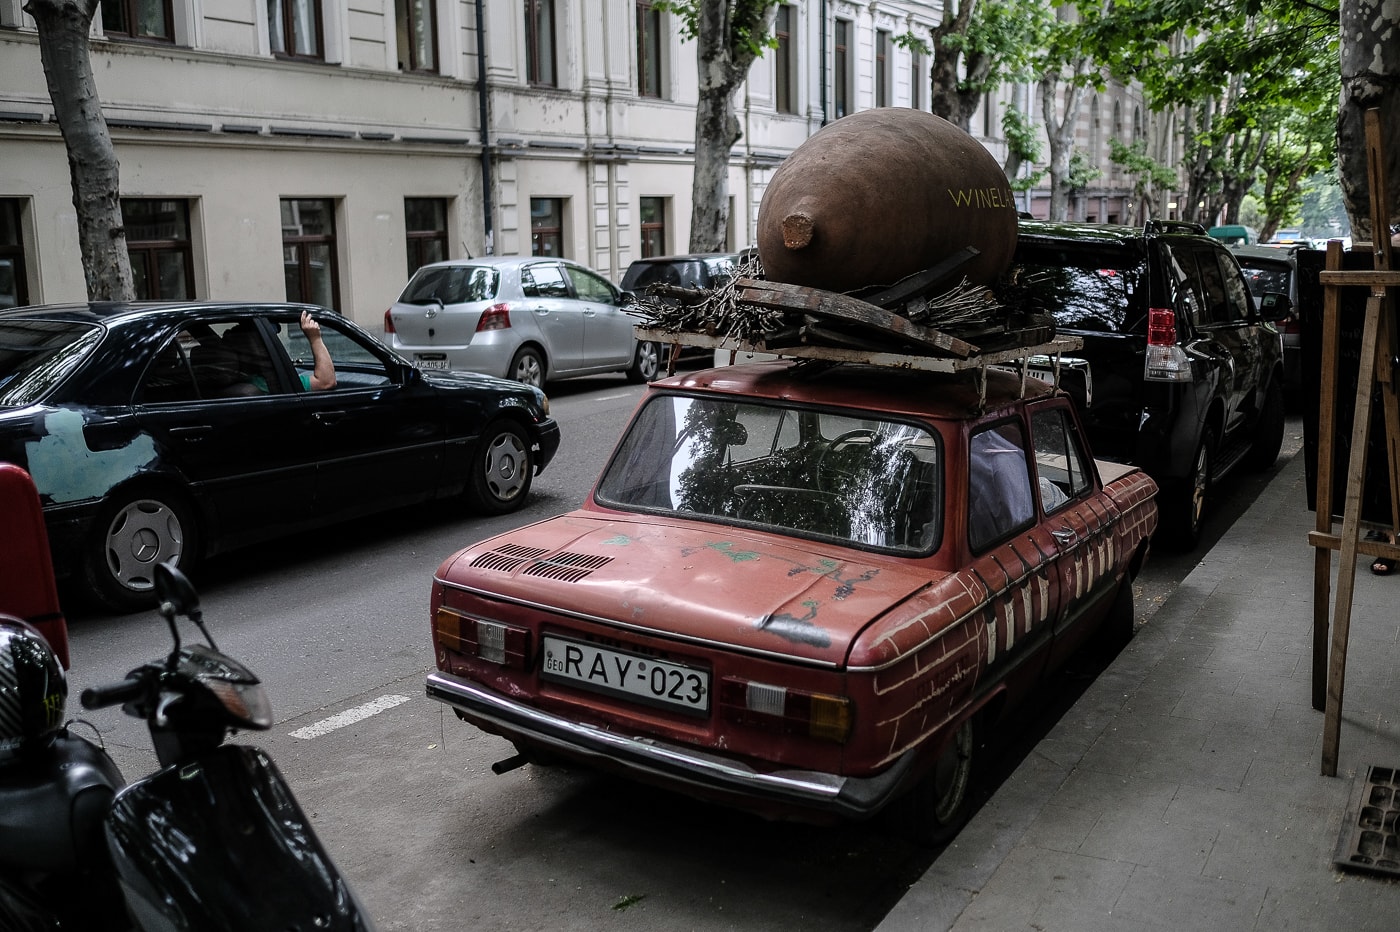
540,635,710,714
414,355,449,370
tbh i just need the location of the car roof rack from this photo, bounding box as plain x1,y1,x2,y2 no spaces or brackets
1145,219,1207,236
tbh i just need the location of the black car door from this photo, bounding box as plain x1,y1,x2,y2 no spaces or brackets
1191,244,1259,440
132,320,318,552
267,312,446,520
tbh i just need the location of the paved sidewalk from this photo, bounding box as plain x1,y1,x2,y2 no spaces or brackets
878,452,1400,931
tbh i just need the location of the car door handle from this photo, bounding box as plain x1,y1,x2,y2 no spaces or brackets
1052,528,1077,546
312,410,347,425
168,425,213,442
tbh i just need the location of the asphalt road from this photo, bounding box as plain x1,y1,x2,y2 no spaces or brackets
58,372,1306,932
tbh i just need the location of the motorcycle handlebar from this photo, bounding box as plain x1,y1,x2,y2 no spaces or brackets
80,679,146,710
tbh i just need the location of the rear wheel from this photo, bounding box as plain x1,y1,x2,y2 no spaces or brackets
1162,428,1213,550
1092,576,1136,658
626,340,661,383
509,347,545,388
897,717,976,846
86,487,198,613
466,420,534,515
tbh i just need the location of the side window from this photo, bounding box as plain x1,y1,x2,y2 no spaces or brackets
1192,246,1232,326
137,338,200,404
1164,243,1204,327
968,420,1035,551
565,265,618,303
521,263,569,298
277,316,391,389
1215,252,1254,322
182,320,285,398
1030,406,1091,514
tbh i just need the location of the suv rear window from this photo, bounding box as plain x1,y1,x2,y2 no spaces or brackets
399,265,499,305
1005,244,1145,334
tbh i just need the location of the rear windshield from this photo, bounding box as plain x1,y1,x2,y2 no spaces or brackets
0,319,103,406
1003,244,1145,334
399,265,500,305
1236,260,1292,298
623,256,735,292
595,393,941,554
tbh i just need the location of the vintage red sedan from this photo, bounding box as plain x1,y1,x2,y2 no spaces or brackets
427,356,1157,840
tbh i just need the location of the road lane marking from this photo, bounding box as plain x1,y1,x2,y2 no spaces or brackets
289,694,412,739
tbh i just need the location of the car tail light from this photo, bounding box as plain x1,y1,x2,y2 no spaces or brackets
433,607,531,670
1281,314,1301,335
718,678,852,743
1144,307,1193,382
383,309,396,334
476,304,512,332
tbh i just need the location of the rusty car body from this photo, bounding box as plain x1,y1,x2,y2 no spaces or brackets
427,358,1157,839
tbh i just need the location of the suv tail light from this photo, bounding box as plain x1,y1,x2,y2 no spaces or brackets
383,308,396,334
1144,307,1193,382
476,304,512,332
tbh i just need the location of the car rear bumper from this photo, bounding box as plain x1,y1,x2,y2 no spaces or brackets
425,670,917,821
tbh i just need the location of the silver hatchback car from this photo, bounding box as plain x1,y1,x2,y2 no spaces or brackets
385,256,660,387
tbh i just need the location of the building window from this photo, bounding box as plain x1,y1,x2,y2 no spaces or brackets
100,0,173,40
122,199,195,300
396,0,436,71
875,29,890,108
637,1,662,98
268,0,322,60
406,198,448,274
530,198,564,257
0,200,28,309
774,4,794,114
524,0,556,87
639,197,666,258
833,19,851,120
281,198,339,310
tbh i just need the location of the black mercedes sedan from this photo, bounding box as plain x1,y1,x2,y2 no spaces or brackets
0,302,561,612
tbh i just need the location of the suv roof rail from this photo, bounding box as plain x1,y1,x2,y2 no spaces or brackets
1145,220,1207,236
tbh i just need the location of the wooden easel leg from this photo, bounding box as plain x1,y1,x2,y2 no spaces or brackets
1322,292,1385,777
1312,241,1344,711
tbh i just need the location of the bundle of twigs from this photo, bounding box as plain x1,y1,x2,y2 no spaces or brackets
898,277,1002,330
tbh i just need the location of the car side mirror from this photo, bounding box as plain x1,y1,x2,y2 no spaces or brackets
1257,291,1292,322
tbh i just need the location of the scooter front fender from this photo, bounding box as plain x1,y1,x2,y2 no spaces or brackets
105,743,375,931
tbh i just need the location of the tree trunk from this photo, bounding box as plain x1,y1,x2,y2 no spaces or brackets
1040,71,1088,221
928,0,978,132
25,0,133,301
1338,0,1400,242
687,2,773,254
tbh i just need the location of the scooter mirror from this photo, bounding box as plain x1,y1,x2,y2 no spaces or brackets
154,561,200,617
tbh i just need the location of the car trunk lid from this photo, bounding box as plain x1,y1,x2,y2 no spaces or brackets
439,512,938,666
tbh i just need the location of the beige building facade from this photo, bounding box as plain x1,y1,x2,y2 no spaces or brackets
1,0,1161,331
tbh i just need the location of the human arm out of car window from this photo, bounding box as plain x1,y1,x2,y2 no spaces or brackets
299,311,337,391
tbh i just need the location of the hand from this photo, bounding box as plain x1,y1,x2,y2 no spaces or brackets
300,310,322,341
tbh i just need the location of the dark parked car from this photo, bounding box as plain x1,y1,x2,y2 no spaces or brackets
1005,220,1289,548
619,252,740,296
1231,243,1302,401
427,356,1157,841
0,302,560,611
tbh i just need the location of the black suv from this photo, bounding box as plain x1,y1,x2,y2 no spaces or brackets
1004,220,1290,547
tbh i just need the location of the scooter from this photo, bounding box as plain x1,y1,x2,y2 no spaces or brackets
0,562,377,931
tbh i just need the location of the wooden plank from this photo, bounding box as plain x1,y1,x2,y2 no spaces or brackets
633,327,1081,374
735,280,978,358
1321,291,1383,777
1313,240,1343,711
1305,531,1400,558
1318,270,1400,286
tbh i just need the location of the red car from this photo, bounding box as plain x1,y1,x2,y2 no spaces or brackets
427,356,1158,840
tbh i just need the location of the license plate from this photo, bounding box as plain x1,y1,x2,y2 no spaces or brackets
540,635,710,714
415,357,449,370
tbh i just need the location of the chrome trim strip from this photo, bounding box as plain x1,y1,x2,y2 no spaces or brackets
425,671,914,816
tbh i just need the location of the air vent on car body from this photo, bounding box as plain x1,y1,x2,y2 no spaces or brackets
522,552,613,582
470,543,551,572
